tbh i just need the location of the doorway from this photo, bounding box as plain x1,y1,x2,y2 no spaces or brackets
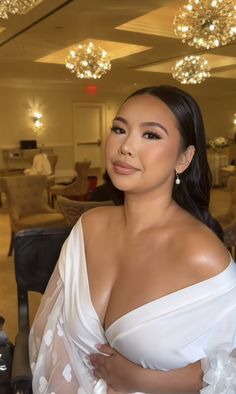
73,103,106,176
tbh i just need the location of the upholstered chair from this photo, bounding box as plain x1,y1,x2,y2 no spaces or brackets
0,168,25,207
0,175,67,256
57,195,114,227
50,160,91,207
25,153,58,204
47,155,58,174
46,155,58,203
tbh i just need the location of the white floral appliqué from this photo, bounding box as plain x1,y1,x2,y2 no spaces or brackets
39,376,48,393
43,329,53,346
201,346,236,393
57,322,64,337
62,364,72,382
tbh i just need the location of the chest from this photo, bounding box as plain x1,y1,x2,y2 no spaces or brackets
85,231,188,330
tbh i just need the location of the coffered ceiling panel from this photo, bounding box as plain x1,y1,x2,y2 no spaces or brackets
36,39,151,64
0,0,234,98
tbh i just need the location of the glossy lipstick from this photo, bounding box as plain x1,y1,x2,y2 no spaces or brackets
112,160,139,175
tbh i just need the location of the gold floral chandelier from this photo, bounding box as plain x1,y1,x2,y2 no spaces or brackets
65,42,111,80
0,0,41,19
172,55,210,84
174,0,236,49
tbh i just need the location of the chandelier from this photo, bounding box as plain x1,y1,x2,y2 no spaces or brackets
0,0,41,19
65,42,111,79
174,0,236,49
172,55,210,84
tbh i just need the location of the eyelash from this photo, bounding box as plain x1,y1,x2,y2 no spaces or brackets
110,126,161,140
110,126,125,134
143,132,161,140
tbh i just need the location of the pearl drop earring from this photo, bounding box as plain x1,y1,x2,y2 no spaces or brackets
175,172,181,185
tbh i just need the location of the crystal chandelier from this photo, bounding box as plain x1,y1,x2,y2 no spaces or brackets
0,0,41,19
172,55,210,84
174,0,236,49
65,42,111,79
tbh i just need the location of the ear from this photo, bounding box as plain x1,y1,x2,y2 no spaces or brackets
176,145,195,174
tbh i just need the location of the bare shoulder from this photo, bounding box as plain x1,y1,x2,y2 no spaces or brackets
81,205,121,240
179,218,230,282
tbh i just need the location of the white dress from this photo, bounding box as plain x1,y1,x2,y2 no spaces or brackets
29,217,236,394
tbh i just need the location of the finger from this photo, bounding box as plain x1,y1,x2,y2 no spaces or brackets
93,369,104,380
93,364,109,381
96,343,115,355
90,353,106,367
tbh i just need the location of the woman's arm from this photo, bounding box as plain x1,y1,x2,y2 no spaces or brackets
90,344,202,394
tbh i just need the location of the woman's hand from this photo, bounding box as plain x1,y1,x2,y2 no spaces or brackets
90,344,202,394
89,343,141,393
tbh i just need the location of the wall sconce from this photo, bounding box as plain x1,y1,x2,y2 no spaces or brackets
33,112,43,132
233,114,236,126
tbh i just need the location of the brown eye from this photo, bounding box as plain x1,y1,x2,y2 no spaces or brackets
143,132,160,140
110,126,126,134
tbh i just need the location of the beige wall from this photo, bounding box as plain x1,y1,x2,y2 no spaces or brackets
198,95,236,140
0,85,120,176
0,84,235,174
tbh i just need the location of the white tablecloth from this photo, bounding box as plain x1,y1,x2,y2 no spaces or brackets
207,153,228,186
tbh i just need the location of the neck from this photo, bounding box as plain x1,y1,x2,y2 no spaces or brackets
122,190,178,234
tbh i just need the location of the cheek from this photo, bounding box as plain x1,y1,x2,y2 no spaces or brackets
105,134,118,158
142,141,180,168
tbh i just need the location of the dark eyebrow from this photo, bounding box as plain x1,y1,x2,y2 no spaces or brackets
140,122,168,135
113,116,128,124
113,117,168,135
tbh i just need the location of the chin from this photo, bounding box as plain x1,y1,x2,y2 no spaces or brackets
110,177,129,191
108,173,129,189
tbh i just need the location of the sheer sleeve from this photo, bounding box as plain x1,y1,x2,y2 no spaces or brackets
29,263,85,394
30,263,62,342
29,220,108,394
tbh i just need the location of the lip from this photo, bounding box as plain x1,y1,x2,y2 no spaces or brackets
112,160,139,175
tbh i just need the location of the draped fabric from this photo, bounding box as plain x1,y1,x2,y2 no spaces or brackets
29,218,236,393
24,153,52,176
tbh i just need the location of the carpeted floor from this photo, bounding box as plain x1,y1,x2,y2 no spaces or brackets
0,187,231,342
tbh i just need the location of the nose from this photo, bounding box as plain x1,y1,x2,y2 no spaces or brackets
118,134,135,157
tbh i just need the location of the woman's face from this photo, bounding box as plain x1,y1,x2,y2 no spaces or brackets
105,94,190,196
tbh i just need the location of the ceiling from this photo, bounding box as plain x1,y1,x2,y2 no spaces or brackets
0,0,235,99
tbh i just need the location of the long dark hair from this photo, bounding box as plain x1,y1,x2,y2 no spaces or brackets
113,85,223,240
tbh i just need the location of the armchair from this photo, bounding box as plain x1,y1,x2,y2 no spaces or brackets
47,155,58,175
50,160,91,207
46,155,58,204
25,154,58,204
11,227,71,394
0,175,67,256
57,195,114,226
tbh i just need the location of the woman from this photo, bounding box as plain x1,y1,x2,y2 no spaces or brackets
29,86,236,393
